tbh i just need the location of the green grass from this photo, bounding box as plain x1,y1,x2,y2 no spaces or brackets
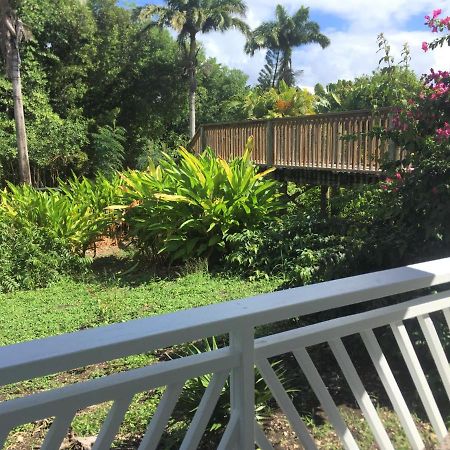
0,270,281,346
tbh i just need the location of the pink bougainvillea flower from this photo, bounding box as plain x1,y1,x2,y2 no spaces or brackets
385,177,393,184
436,122,450,140
433,8,442,18
395,172,402,180
422,41,429,52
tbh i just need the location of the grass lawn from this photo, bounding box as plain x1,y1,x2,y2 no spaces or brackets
0,267,281,346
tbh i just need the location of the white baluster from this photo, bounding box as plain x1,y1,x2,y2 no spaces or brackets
230,327,255,450
361,330,425,450
180,370,229,450
329,338,394,450
391,321,447,442
138,382,184,450
293,347,359,450
93,394,134,450
418,314,450,400
256,357,317,450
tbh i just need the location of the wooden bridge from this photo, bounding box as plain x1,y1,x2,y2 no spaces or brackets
190,108,398,185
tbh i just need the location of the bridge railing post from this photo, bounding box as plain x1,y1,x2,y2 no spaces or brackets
386,112,399,163
266,120,274,166
200,126,207,151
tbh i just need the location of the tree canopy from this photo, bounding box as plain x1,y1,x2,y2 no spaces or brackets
246,4,330,88
140,0,250,137
0,0,250,185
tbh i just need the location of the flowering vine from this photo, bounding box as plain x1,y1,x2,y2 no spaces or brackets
423,8,450,51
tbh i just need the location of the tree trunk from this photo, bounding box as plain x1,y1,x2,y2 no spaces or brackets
189,81,196,139
188,34,197,139
0,5,31,184
272,49,280,89
11,44,31,184
320,185,330,217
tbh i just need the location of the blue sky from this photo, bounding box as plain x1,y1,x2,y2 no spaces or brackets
118,0,450,87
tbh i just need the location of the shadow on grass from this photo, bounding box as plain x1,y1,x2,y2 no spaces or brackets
88,251,260,290
89,253,184,287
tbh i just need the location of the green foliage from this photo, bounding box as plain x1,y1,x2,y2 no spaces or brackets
196,57,250,124
243,81,316,119
140,0,250,137
223,184,407,285
0,270,280,446
0,174,121,254
315,35,421,113
90,124,126,176
225,215,360,286
257,48,303,91
315,68,421,113
377,81,450,261
0,0,253,184
0,219,90,293
121,142,282,261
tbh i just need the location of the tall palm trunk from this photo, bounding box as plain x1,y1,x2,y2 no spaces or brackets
0,1,31,184
272,49,280,88
11,37,31,184
188,33,197,139
279,47,294,87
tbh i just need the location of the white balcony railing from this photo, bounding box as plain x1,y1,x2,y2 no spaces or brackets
1,258,450,449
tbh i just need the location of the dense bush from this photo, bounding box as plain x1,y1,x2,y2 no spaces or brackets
243,81,316,119
0,219,90,293
0,174,121,255
374,13,450,263
121,141,282,261
225,209,362,286
223,183,412,286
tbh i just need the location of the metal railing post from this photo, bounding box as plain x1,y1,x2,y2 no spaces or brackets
230,327,255,449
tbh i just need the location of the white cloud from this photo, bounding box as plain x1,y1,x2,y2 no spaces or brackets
196,0,450,86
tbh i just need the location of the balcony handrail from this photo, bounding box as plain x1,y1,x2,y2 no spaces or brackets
1,257,450,387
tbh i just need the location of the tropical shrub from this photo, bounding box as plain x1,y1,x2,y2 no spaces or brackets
224,184,404,286
0,174,121,254
377,9,450,262
0,218,90,293
120,141,282,261
243,81,316,119
225,213,361,286
89,124,126,176
315,35,421,113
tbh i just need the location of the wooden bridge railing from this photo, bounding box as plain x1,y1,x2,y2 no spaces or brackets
190,108,398,174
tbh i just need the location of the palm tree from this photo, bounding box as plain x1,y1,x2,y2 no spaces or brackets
246,4,330,88
0,0,31,184
141,0,250,139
